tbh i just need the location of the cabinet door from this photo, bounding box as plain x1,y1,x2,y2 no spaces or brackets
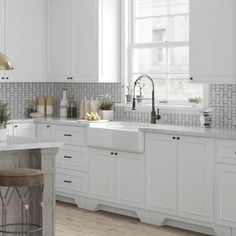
89,148,114,201
115,152,144,208
36,123,52,140
190,0,236,82
4,0,45,82
47,0,73,82
13,123,36,138
216,164,236,227
145,134,177,215
73,0,98,82
178,136,213,222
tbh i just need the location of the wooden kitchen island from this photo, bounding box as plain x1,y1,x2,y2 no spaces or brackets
0,136,63,236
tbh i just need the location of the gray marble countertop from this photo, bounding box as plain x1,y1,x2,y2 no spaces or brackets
0,136,63,151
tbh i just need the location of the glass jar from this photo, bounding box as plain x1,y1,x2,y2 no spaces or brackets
67,96,77,118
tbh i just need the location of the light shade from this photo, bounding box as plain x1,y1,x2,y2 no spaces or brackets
0,51,13,70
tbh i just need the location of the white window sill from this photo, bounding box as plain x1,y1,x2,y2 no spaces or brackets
114,103,204,115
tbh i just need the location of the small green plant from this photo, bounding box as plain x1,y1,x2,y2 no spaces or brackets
137,81,145,96
126,83,133,96
188,97,202,104
0,102,10,129
100,101,113,111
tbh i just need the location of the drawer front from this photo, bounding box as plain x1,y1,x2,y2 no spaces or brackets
51,125,86,146
56,169,88,195
56,145,88,171
217,139,236,164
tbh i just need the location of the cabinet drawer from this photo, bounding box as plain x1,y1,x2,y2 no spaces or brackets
51,125,86,146
56,145,88,171
217,139,236,164
56,169,88,195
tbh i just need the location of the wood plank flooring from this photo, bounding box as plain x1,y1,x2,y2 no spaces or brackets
56,201,206,236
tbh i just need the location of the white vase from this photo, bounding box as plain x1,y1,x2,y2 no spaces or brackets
0,128,7,142
99,110,113,121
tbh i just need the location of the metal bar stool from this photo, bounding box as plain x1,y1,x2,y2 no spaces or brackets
0,168,44,235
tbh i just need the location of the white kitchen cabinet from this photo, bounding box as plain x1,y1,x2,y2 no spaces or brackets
1,0,45,82
89,148,144,207
47,0,120,82
178,136,213,222
0,0,4,81
13,122,36,138
145,134,213,223
36,123,52,140
190,0,236,82
146,134,178,215
47,0,73,82
89,148,115,201
115,152,144,208
216,164,236,227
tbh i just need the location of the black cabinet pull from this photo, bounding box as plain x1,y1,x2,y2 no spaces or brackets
14,125,18,128
6,77,9,80
64,134,72,137
177,137,180,140
190,77,193,81
64,180,72,184
64,156,72,159
47,125,50,128
172,137,176,140
111,152,114,155
1,77,4,80
115,153,118,156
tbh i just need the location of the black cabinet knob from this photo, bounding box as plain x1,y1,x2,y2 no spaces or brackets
47,125,50,128
172,137,176,140
115,153,118,156
177,137,180,140
111,152,114,155
190,77,194,81
1,77,4,80
14,125,18,128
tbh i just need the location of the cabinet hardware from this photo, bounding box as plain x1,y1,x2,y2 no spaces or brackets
14,125,18,128
115,153,118,156
6,77,9,80
47,125,50,128
64,134,72,137
111,152,114,155
64,156,72,159
190,77,193,81
1,77,4,80
64,180,72,184
177,137,180,140
172,137,176,140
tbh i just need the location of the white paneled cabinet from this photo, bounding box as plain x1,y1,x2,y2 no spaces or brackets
178,136,213,222
146,134,213,223
12,122,36,138
146,134,177,215
89,148,144,208
47,0,120,82
190,0,236,82
36,123,52,140
1,0,45,82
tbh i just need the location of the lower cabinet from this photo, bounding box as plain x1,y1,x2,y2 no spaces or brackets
145,133,214,223
89,148,144,208
12,122,36,138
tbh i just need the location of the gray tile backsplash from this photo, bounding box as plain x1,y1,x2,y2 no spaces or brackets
0,82,235,128
0,82,121,119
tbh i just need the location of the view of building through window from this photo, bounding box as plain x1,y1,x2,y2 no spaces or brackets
130,0,203,104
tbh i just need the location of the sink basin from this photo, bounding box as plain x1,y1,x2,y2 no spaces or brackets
86,122,144,153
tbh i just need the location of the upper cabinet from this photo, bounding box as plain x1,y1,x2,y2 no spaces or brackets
0,0,46,82
47,0,120,83
189,0,236,83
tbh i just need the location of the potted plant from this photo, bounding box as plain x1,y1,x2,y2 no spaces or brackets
188,97,202,107
0,102,10,141
126,84,133,103
136,81,145,103
99,100,113,120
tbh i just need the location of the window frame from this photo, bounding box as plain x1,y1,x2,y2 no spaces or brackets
123,0,207,107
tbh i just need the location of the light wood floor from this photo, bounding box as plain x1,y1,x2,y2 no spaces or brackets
56,201,206,236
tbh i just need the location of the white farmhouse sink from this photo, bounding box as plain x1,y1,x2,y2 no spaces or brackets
86,122,144,153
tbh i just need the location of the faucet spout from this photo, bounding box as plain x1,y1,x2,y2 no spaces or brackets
132,74,161,124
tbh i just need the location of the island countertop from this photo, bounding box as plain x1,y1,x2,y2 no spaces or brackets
0,136,63,151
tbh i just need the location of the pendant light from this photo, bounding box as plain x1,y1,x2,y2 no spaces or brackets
0,51,13,70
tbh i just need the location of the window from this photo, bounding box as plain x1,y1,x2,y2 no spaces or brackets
129,0,203,104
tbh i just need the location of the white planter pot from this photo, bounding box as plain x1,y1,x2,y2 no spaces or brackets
0,129,7,142
99,110,114,121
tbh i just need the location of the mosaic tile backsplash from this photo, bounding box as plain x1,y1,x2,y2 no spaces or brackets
114,84,236,128
0,83,235,128
0,82,121,119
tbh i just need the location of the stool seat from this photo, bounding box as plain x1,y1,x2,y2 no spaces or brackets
0,168,44,187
